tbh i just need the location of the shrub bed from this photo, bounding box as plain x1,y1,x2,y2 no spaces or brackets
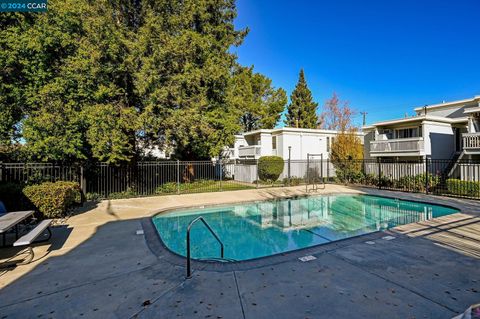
393,174,440,192
155,180,252,195
446,179,480,197
23,181,83,218
282,177,304,186
258,156,284,182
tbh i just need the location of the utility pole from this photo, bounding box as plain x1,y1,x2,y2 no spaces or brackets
360,112,368,126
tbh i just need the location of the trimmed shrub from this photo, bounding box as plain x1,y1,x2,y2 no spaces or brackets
364,173,377,186
155,182,177,194
394,174,440,192
108,187,138,199
331,160,363,184
23,181,83,218
85,192,101,201
378,175,393,188
282,177,304,186
258,156,284,182
447,179,480,197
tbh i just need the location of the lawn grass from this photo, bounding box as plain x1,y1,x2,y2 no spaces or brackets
88,180,256,200
155,179,254,195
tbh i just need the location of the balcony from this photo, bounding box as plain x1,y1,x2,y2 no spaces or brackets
370,137,424,156
463,133,480,150
238,145,261,158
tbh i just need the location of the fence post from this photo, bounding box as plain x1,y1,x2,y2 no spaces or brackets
320,154,324,185
0,162,3,183
327,158,330,182
377,157,381,189
425,156,429,194
219,161,223,192
306,154,309,192
80,166,87,195
176,160,180,194
288,148,291,186
256,159,259,189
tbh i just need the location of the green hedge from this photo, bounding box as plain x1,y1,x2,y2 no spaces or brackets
393,174,440,192
258,156,284,182
446,179,480,197
23,181,83,218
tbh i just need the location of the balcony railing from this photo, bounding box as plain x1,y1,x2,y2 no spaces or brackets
238,145,261,158
463,133,480,150
370,137,424,154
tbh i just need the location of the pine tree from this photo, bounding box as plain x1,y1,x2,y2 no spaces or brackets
285,69,318,128
229,66,287,132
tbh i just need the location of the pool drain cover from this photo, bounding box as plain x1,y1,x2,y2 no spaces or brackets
382,235,396,241
299,255,317,262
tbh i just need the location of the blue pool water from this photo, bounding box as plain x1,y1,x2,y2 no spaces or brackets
152,194,458,261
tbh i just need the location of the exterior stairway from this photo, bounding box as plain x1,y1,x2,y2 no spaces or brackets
434,152,463,194
445,151,463,178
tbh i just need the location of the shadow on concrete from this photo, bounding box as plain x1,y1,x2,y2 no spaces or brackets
0,217,185,318
0,225,73,270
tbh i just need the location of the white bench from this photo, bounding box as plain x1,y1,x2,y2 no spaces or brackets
12,219,52,264
0,210,35,246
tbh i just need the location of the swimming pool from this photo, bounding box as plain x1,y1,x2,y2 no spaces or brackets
152,194,458,261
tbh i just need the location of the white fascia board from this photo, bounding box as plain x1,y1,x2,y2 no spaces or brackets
371,115,466,127
413,96,479,112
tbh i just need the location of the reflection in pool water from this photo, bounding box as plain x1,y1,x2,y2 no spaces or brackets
152,194,458,261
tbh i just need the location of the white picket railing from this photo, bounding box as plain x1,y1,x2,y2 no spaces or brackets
462,133,480,149
238,145,261,158
370,137,424,153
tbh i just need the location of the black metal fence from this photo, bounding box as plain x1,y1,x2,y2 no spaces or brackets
85,161,252,197
2,158,480,200
0,162,80,184
331,158,480,199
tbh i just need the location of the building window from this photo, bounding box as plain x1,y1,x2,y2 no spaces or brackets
381,129,394,139
395,127,419,139
326,137,330,152
272,136,277,150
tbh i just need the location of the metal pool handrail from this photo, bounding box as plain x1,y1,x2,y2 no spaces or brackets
186,216,224,278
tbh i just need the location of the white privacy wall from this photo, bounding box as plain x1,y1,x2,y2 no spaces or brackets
259,133,273,157
423,121,455,159
276,132,328,160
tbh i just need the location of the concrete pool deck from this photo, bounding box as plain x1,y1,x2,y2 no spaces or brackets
0,185,479,318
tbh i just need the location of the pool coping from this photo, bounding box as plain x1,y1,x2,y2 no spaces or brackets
142,189,465,273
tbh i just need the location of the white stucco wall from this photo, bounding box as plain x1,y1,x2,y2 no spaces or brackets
259,133,273,157
423,121,454,159
234,128,363,161
233,135,247,159
276,132,326,160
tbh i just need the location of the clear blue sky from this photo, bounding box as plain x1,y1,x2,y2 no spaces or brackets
233,0,480,126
